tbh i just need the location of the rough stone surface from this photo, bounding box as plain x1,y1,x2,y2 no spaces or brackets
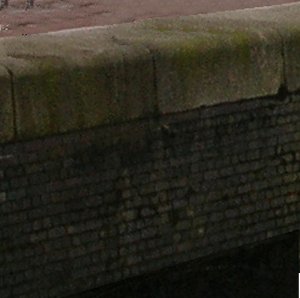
115,18,283,113
210,3,300,92
0,65,13,142
2,3,300,139
0,92,299,298
0,34,156,141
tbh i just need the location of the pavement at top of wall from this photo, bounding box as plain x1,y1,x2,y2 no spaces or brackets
0,0,298,37
0,3,300,144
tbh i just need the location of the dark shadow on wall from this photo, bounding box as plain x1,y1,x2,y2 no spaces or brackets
68,231,299,298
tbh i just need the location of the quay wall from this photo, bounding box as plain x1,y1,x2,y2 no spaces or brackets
0,3,300,297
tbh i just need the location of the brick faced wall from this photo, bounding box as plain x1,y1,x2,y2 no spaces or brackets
0,94,300,298
68,232,299,298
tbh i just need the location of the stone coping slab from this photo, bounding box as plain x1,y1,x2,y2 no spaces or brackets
0,3,299,143
0,65,14,142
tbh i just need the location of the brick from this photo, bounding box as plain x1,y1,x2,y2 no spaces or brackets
0,289,11,298
175,220,191,231
48,227,66,239
0,154,18,168
10,177,28,189
0,94,300,298
30,231,47,243
6,189,26,201
0,192,7,203
118,210,134,222
140,208,156,218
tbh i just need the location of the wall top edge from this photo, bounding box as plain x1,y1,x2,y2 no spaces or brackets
0,3,300,143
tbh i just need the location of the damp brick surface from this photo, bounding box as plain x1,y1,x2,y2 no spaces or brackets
0,94,300,298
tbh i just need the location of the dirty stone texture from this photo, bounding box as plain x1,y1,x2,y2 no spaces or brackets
110,17,283,113
0,10,285,140
208,2,300,92
0,92,300,298
0,65,14,142
0,34,156,141
1,4,300,140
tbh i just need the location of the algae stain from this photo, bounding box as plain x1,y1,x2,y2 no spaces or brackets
231,32,252,66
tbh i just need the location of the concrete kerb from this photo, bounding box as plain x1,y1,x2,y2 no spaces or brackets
0,3,299,143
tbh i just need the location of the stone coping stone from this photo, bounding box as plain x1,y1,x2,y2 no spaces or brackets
0,65,14,142
207,3,300,93
0,3,299,143
0,35,156,141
